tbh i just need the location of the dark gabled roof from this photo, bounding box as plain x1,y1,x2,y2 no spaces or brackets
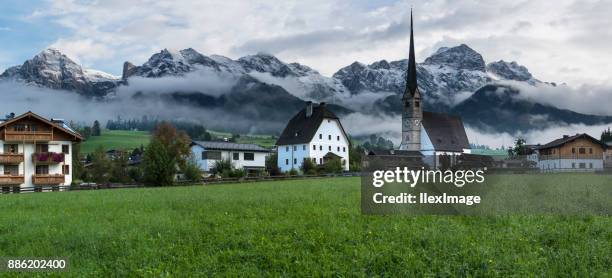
276,104,350,146
537,133,606,150
422,111,470,152
191,141,270,152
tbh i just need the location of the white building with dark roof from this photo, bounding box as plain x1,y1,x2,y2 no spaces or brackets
276,102,350,173
190,141,270,175
0,111,83,192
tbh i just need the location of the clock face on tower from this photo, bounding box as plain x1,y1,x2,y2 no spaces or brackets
404,119,421,129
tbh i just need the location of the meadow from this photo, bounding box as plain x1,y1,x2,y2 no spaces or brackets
0,177,610,276
80,130,151,154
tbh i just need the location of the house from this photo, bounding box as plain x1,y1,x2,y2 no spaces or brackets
536,133,606,172
396,10,470,169
276,102,350,172
0,111,83,192
190,141,270,175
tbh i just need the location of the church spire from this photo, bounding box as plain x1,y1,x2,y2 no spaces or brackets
406,9,418,96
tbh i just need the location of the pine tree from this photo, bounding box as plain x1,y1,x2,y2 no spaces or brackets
92,120,101,136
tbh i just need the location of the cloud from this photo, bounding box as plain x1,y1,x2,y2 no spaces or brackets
502,81,612,116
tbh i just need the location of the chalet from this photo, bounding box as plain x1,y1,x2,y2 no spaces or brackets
190,141,270,175
276,102,350,172
0,111,83,192
536,133,606,172
395,10,470,168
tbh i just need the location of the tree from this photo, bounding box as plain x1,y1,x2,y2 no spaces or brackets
324,157,343,174
152,122,191,170
92,120,101,136
349,145,364,172
183,155,202,182
90,146,111,184
601,127,612,143
511,138,528,157
72,143,83,185
142,139,176,186
109,152,131,183
265,153,281,176
300,158,317,175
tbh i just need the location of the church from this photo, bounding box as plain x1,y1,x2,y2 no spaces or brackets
392,11,471,168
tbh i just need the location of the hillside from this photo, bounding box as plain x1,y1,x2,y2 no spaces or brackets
80,130,151,154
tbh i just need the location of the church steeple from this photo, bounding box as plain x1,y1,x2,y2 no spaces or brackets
399,9,422,152
406,9,418,96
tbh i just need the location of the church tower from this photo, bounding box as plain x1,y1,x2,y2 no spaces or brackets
399,10,423,151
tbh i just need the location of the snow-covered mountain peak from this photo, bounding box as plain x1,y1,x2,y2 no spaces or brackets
424,44,486,72
486,60,533,82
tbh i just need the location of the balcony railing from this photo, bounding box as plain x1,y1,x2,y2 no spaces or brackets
0,153,24,164
539,154,603,161
32,152,65,164
0,175,25,185
3,131,53,142
32,174,65,185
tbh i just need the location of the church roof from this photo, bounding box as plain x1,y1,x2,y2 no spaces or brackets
276,103,350,146
422,111,470,152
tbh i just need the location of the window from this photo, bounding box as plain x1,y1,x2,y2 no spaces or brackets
233,153,239,160
201,151,206,160
328,146,331,151
319,158,323,164
3,144,18,154
319,145,322,151
244,153,254,161
579,148,586,154
285,159,289,165
572,163,575,169
63,165,70,175
36,165,49,175
319,134,322,139
203,151,222,160
337,146,340,152
343,147,346,152
36,144,49,153
579,163,586,169
293,158,297,164
328,135,331,140
302,145,306,151
313,145,316,150
337,136,340,141
415,101,420,108
589,163,593,168
312,158,316,163
62,145,70,154
589,148,593,154
293,146,297,151
4,165,18,175
286,146,289,152
572,148,575,154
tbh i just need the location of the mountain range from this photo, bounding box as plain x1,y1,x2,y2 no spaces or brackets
1,45,611,135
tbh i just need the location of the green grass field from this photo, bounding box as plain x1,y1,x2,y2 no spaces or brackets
208,130,277,148
0,177,610,276
80,130,151,154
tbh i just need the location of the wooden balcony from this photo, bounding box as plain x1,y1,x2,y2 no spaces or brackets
32,174,65,185
32,152,65,164
539,154,603,161
3,131,53,142
0,153,24,164
0,175,24,185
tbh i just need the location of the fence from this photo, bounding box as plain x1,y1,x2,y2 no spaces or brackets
0,172,362,194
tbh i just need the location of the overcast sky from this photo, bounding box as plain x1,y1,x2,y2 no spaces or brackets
1,0,611,87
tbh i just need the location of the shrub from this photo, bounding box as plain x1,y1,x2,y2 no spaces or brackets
324,157,343,174
287,168,299,176
300,158,317,175
183,155,202,182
